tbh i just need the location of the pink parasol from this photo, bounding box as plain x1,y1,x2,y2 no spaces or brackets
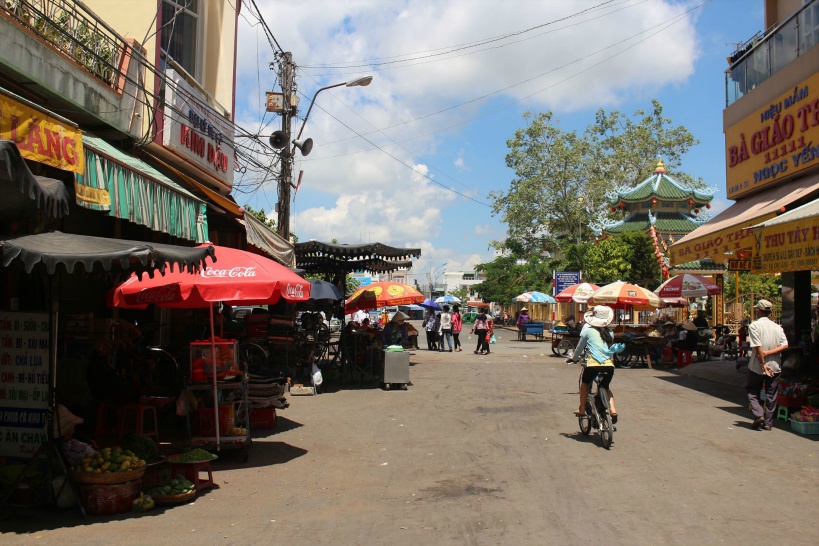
554,282,600,303
654,274,721,299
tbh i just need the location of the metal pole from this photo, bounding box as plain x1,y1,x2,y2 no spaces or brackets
277,52,294,241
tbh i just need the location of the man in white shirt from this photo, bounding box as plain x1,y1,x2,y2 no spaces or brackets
746,299,789,431
353,308,368,325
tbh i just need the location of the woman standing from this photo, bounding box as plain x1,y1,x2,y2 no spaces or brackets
451,304,463,352
423,310,437,350
438,305,453,352
567,306,624,422
472,309,491,355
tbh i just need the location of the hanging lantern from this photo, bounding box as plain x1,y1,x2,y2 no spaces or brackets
611,207,617,213
706,203,711,209
688,199,694,206
620,202,626,209
693,208,700,214
651,198,657,205
780,206,786,212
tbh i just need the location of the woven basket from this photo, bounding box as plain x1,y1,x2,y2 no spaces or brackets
70,467,145,485
151,490,196,505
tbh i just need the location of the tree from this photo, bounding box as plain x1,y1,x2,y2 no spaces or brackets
450,287,469,303
491,101,699,256
472,239,556,303
243,204,275,229
577,232,662,289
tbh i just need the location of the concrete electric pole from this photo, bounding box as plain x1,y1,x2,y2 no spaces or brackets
277,52,294,241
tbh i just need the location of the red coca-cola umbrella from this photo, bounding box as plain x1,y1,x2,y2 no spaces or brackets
110,244,310,308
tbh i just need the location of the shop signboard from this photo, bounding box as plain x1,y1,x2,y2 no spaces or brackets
752,214,819,273
0,91,84,174
725,72,819,199
163,69,235,189
669,218,773,265
0,312,50,458
554,271,581,295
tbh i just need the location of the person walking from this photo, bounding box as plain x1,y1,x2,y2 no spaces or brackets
472,309,492,355
516,307,530,340
452,304,463,352
438,305,454,352
423,310,437,351
746,299,789,430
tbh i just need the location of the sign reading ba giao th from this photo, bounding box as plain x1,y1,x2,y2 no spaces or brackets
753,215,819,274
725,72,819,199
0,94,84,175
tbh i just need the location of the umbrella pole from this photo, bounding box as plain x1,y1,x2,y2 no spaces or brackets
209,306,220,451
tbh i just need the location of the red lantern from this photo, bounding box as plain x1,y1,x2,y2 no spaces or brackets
706,203,711,209
611,207,617,213
780,206,786,212
693,208,700,214
651,198,657,205
688,199,694,206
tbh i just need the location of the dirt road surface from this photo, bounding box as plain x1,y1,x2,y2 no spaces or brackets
3,326,817,545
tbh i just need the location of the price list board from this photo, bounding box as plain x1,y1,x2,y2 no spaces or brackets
0,312,49,458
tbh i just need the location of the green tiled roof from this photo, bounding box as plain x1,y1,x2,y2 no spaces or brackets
602,212,702,234
669,259,726,272
609,168,715,205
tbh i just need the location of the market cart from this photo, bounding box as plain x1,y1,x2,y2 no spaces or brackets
550,329,580,356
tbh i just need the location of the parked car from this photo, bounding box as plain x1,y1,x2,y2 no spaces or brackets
462,311,478,323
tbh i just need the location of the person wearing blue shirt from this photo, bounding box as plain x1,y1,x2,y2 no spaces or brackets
567,305,624,423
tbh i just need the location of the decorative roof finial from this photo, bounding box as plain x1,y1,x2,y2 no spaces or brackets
654,158,665,174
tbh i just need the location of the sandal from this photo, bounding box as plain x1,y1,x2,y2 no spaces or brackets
473,350,479,354
574,410,587,417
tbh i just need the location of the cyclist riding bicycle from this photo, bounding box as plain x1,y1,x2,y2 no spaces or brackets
566,305,625,423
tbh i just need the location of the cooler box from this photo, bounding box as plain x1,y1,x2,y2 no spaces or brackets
251,407,277,429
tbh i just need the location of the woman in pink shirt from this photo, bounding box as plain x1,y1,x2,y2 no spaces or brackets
451,304,463,352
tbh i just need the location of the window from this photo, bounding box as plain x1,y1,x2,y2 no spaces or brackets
161,0,200,78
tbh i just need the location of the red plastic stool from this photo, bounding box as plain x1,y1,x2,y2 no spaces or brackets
170,461,218,493
677,350,693,368
661,348,675,365
118,403,159,442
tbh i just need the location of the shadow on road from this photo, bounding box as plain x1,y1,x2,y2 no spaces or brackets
655,373,746,407
216,440,307,471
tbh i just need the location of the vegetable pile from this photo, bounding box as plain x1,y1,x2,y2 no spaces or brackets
73,446,146,473
168,448,216,463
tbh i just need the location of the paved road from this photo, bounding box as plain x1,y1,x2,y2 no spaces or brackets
3,329,818,545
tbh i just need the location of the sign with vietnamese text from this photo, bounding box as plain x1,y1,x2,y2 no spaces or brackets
0,312,50,458
725,72,819,199
163,69,235,189
669,215,774,265
727,259,752,271
554,271,581,295
752,214,819,273
0,92,84,175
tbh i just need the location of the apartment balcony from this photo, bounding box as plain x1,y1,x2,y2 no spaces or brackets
0,0,144,137
726,0,819,107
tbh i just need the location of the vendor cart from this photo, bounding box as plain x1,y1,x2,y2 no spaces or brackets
380,349,410,390
550,329,581,356
186,339,251,461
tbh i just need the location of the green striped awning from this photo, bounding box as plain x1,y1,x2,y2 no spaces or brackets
75,134,208,243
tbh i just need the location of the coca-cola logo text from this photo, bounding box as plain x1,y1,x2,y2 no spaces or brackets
201,266,257,278
134,285,180,304
286,283,305,299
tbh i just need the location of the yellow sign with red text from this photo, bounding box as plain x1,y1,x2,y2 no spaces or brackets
725,72,819,199
668,213,775,265
0,94,84,174
752,215,819,273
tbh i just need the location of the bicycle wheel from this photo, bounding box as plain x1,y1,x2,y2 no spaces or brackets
238,342,268,373
601,413,613,449
613,350,633,369
579,400,593,435
556,339,573,356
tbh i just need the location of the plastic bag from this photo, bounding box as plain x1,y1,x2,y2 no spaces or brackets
490,334,497,344
312,363,323,386
485,332,491,343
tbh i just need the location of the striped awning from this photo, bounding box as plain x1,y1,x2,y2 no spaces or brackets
74,134,208,243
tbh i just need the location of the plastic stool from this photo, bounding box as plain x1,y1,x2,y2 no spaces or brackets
676,350,693,368
118,403,159,442
776,405,790,421
170,461,217,493
661,348,675,365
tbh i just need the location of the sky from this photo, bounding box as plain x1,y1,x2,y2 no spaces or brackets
232,0,764,284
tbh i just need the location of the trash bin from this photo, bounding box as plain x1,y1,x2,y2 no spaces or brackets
381,349,409,389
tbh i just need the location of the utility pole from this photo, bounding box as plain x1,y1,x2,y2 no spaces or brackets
277,52,294,241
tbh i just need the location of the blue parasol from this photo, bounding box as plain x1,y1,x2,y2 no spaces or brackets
418,298,442,311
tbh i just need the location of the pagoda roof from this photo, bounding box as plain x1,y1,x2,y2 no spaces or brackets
607,159,716,204
597,211,707,235
669,259,726,274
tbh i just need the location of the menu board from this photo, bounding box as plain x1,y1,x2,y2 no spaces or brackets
0,312,50,458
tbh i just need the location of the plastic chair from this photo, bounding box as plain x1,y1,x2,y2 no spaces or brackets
118,403,159,442
776,405,790,421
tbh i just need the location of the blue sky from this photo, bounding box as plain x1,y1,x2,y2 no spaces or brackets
233,0,764,279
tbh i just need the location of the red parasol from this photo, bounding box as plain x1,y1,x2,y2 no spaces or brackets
554,282,600,303
110,244,310,308
654,274,721,299
345,281,425,312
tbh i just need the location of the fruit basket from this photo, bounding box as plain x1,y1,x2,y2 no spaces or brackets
151,490,196,505
70,467,145,485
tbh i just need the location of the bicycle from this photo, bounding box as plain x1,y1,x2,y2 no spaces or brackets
574,362,615,449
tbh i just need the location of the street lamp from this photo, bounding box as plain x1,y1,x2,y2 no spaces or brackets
576,193,589,244
273,74,373,241
428,263,447,299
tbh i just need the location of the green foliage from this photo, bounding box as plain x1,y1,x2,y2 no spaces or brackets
490,101,699,256
243,205,276,229
578,232,662,289
472,240,556,303
450,287,469,302
723,273,781,302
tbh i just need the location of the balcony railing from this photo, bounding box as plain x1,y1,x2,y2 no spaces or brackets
725,0,819,107
1,0,129,90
